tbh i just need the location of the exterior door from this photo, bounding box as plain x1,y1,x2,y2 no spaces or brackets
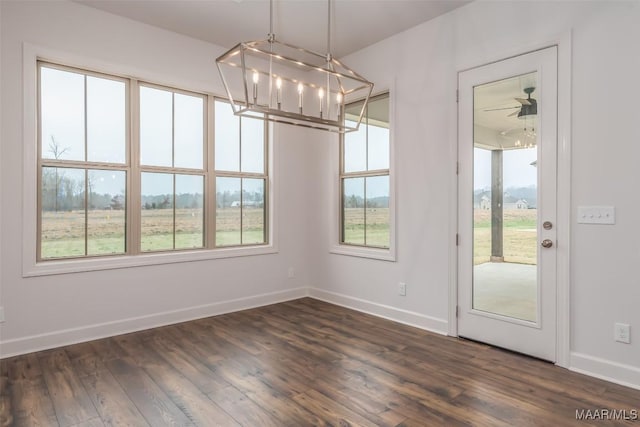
457,47,558,361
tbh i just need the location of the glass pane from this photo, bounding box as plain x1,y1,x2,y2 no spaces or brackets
216,177,241,246
174,93,204,169
140,86,172,167
40,67,85,161
367,95,390,171
365,175,390,248
241,117,264,174
87,170,126,255
342,177,365,245
472,72,538,322
141,172,174,251
344,99,366,173
242,178,265,244
87,76,126,163
41,167,85,258
175,174,204,249
343,121,366,173
215,100,240,172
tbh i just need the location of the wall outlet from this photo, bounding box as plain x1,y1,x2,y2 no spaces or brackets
398,282,406,296
614,323,630,344
0,307,4,323
288,267,295,278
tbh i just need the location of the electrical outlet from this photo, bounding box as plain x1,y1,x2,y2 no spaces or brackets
288,267,295,278
398,282,406,296
614,323,630,344
0,307,4,323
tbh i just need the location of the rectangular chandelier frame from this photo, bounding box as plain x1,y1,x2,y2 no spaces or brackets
216,38,374,133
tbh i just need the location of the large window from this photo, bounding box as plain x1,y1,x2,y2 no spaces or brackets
39,64,128,259
139,85,206,252
37,62,268,261
340,93,390,248
214,100,267,247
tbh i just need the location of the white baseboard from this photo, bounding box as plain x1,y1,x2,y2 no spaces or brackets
0,287,308,358
570,352,640,391
308,287,448,335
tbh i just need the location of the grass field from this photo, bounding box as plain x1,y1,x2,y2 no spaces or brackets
474,208,537,265
343,207,390,248
41,208,265,259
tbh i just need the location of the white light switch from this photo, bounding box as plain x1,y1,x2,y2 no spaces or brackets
577,206,615,224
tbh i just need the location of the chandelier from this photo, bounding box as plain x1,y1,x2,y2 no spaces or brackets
215,0,374,133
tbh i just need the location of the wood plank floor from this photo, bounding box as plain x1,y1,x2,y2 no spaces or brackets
1,298,639,426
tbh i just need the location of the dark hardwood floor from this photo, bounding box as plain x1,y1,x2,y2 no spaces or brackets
1,298,639,426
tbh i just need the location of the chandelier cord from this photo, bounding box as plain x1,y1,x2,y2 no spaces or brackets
269,0,274,41
327,0,331,56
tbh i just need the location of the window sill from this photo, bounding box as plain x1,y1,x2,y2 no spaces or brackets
329,244,396,262
23,244,278,277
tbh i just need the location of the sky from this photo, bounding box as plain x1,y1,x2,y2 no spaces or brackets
40,66,265,197
474,146,537,191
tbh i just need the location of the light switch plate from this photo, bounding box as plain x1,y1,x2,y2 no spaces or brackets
577,206,615,224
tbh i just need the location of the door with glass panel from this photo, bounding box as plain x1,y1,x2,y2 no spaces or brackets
457,47,557,361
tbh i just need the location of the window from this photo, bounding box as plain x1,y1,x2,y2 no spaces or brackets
340,93,390,248
37,62,268,262
214,100,267,247
39,64,128,259
139,85,206,252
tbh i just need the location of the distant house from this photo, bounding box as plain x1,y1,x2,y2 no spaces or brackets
479,195,491,210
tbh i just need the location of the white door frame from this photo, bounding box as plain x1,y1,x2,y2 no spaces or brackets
449,32,572,368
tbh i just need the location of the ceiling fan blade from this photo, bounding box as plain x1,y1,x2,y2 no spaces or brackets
507,110,520,117
515,97,531,106
484,106,520,112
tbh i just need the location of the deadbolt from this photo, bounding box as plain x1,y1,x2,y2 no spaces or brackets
543,221,553,230
541,239,553,248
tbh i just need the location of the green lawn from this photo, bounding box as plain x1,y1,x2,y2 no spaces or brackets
41,208,265,259
343,208,390,248
474,209,537,265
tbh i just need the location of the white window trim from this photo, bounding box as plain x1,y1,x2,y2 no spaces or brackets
329,85,397,262
22,43,278,277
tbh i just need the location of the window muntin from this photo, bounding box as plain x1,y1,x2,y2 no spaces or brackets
214,100,267,247
340,93,390,249
37,62,269,263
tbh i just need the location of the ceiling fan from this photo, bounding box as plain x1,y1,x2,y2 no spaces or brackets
484,87,537,119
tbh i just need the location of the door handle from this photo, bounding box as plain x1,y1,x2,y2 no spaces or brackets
541,239,553,248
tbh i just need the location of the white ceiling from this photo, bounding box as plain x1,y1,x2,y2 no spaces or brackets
474,72,539,149
74,0,471,58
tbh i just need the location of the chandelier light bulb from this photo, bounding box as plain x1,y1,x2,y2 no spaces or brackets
318,88,325,117
298,82,304,112
252,71,259,104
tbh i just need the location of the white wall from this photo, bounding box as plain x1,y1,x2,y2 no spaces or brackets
308,0,640,388
0,0,319,356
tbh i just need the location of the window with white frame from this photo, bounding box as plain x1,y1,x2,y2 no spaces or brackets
214,100,267,247
37,62,268,261
340,93,390,248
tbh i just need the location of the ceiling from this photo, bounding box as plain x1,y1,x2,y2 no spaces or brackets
75,0,471,58
474,72,539,150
